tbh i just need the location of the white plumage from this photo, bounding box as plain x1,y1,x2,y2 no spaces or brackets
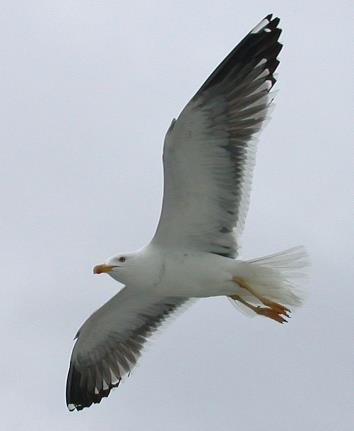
66,15,308,411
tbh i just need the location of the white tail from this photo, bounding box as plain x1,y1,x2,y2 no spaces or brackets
229,246,310,317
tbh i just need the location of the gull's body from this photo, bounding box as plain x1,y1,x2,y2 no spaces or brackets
108,247,243,298
66,15,308,411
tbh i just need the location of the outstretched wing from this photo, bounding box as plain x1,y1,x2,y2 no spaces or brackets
152,15,282,258
66,288,187,411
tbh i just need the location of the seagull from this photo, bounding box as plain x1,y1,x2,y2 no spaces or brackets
66,14,308,411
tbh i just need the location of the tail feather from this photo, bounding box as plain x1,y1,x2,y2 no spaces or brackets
247,246,309,273
229,246,309,316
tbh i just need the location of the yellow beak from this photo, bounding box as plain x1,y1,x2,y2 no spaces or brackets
93,264,116,274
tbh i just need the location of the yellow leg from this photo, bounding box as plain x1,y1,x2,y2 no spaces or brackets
230,294,289,324
233,277,290,313
231,276,291,324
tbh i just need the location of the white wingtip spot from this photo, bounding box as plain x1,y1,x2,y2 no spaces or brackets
256,58,267,67
250,18,270,34
110,369,120,385
259,68,270,79
252,80,272,95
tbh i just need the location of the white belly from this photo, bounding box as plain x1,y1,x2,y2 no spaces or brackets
156,251,239,298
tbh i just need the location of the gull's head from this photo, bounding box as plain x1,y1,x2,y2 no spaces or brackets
93,252,138,284
93,248,155,285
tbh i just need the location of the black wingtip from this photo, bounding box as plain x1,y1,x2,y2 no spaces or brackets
66,360,122,412
196,15,283,96
270,17,280,28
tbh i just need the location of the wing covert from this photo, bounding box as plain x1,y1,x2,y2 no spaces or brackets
152,15,282,257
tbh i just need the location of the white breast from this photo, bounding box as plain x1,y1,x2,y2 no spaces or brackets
156,250,238,298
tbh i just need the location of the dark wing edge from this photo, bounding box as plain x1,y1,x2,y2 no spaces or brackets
194,14,282,99
192,14,283,252
66,293,189,412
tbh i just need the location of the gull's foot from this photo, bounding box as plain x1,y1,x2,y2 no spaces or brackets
230,295,290,324
232,276,291,319
260,298,290,315
255,306,290,324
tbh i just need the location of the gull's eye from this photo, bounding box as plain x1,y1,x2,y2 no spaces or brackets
118,256,126,263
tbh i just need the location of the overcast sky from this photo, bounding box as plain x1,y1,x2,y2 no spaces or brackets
1,1,353,430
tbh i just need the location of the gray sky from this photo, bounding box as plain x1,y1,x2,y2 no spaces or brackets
1,1,353,430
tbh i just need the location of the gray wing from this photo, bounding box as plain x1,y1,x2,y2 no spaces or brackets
152,15,282,258
66,288,188,411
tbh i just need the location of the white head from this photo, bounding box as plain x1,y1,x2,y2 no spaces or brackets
93,247,159,286
93,253,135,284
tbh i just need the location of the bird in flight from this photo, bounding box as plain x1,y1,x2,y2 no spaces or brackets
66,14,308,411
